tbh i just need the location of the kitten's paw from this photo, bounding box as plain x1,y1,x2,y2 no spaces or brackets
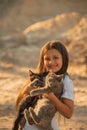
29,107,33,113
24,109,34,125
29,107,40,124
30,90,36,96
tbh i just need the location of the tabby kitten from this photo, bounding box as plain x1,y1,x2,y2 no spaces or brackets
12,70,45,130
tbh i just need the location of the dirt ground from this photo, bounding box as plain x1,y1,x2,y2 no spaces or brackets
0,0,87,130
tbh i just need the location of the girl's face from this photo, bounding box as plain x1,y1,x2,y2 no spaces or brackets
43,49,63,73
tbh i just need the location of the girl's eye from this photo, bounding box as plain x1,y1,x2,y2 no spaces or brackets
54,56,59,59
44,57,50,61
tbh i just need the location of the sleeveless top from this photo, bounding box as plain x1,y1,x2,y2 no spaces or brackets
24,75,74,130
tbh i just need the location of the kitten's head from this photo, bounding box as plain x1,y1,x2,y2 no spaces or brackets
29,70,45,87
29,70,42,81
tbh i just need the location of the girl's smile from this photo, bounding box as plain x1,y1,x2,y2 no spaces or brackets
44,49,63,73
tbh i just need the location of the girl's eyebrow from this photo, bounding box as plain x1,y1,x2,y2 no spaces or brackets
44,57,50,60
44,55,49,58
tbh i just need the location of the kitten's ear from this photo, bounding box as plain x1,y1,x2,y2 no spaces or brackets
29,70,34,81
29,70,34,76
57,74,64,81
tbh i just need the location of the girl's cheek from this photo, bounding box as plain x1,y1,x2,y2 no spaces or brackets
44,61,48,66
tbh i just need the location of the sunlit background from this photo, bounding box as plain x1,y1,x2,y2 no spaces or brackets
0,0,87,130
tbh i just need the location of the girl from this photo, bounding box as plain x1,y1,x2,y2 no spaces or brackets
16,40,74,130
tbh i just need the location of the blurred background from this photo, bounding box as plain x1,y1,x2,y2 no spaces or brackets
0,0,87,130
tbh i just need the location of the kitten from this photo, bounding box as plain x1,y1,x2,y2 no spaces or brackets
24,72,64,130
12,70,45,130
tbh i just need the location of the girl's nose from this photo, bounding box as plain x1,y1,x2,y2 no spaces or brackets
49,59,54,64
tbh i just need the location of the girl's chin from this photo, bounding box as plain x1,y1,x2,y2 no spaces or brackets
48,69,58,73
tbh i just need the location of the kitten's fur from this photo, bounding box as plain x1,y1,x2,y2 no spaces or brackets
12,70,45,130
24,72,64,130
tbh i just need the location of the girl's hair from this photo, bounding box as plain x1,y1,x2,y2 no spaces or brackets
37,40,69,75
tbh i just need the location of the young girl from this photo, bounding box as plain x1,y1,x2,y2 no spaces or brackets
16,40,74,130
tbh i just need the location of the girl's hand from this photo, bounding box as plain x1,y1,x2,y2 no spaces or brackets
43,92,55,100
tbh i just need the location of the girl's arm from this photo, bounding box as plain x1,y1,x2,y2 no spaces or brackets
45,92,74,118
